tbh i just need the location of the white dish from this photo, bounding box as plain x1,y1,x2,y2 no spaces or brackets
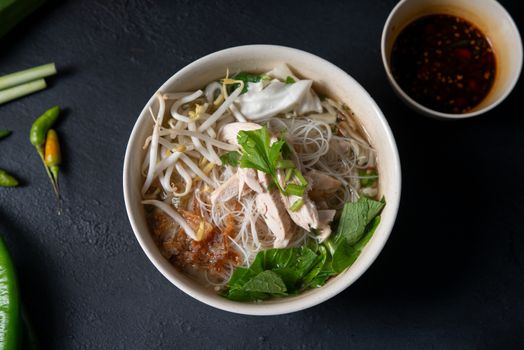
381,0,522,119
123,45,401,315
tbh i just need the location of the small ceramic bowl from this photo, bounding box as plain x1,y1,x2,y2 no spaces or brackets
381,0,523,119
123,45,401,315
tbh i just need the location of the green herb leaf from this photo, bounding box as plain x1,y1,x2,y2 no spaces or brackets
237,127,287,192
223,197,386,301
303,245,328,286
331,240,359,273
219,151,240,167
289,198,304,212
276,159,295,169
227,267,256,288
359,168,378,187
326,197,385,273
284,168,294,183
228,72,269,94
284,76,296,84
335,196,385,246
224,246,319,301
243,270,287,294
285,184,305,197
294,169,308,187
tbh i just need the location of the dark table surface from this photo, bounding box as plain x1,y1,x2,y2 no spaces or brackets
1,0,523,349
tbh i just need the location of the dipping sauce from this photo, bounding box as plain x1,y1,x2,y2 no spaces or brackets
391,14,496,114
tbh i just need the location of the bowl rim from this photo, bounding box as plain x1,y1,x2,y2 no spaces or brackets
380,0,523,119
123,44,402,315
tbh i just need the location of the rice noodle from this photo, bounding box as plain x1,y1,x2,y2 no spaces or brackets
140,68,379,288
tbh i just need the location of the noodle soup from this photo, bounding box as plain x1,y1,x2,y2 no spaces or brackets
141,64,384,301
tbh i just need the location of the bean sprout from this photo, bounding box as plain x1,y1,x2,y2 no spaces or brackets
140,68,379,288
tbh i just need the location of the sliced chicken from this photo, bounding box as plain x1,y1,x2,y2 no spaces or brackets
255,170,296,247
307,170,342,201
218,122,261,146
210,173,242,204
274,167,334,240
280,191,320,232
316,209,336,242
317,226,332,243
256,191,295,248
238,168,263,194
217,121,298,248
212,168,293,248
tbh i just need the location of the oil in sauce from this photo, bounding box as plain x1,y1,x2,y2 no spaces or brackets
391,14,496,114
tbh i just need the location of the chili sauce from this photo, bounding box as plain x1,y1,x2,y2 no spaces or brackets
391,14,496,114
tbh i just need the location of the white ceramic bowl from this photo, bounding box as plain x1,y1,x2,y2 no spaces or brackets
123,45,401,315
381,0,523,119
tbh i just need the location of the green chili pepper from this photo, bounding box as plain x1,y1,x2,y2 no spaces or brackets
29,105,60,150
0,130,11,140
0,169,18,187
0,237,21,350
30,106,60,197
44,129,61,183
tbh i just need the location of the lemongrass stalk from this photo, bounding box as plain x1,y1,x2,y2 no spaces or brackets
0,79,46,105
0,63,56,91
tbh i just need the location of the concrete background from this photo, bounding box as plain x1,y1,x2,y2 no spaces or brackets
0,0,522,348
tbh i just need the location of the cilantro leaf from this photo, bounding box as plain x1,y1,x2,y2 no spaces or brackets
237,127,287,192
219,151,240,167
228,72,269,94
284,76,296,84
